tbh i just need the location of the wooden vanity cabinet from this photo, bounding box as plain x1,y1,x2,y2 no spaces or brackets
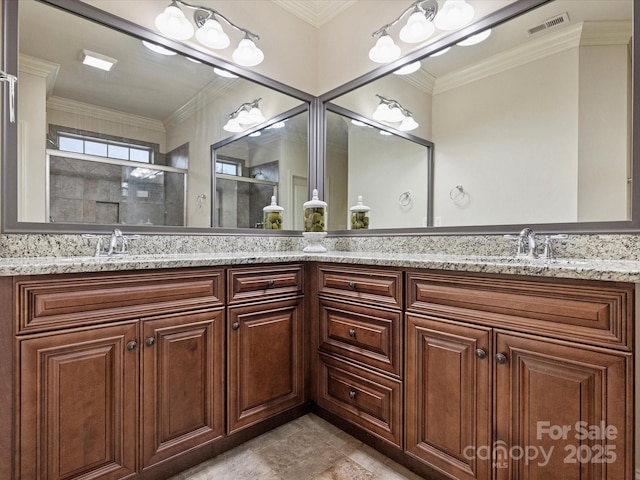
15,268,226,480
315,264,404,447
226,264,305,434
405,271,634,480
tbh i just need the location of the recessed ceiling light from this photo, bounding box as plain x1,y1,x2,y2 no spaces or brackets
81,50,117,71
142,40,177,56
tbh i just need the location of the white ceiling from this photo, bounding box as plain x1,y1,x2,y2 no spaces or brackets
270,0,358,28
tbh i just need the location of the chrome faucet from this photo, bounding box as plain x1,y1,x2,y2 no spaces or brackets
108,228,124,255
505,228,538,258
83,229,139,256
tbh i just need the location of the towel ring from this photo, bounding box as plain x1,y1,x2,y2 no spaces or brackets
398,191,412,207
449,185,466,203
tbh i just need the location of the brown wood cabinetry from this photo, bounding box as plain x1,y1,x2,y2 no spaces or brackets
141,309,225,469
405,271,634,480
227,265,305,434
316,264,404,448
15,268,226,480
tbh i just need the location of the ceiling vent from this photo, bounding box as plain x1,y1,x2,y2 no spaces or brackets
527,12,570,35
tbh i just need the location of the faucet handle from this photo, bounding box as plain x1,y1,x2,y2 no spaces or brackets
541,234,568,259
82,234,104,257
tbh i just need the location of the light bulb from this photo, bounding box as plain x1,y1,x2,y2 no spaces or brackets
368,34,401,63
399,11,435,43
195,19,230,49
232,38,264,67
155,4,194,40
434,0,474,31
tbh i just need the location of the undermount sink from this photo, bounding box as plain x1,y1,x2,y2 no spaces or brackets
457,255,589,266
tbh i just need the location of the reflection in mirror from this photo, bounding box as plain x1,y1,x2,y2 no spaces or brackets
213,110,308,230
325,109,432,230
15,0,304,229
329,0,632,230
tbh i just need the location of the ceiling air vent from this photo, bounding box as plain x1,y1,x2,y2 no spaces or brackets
527,12,570,35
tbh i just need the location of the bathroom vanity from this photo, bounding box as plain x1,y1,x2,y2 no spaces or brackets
0,253,634,480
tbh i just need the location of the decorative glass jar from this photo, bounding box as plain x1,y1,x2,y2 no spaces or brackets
263,195,284,230
303,189,327,232
349,195,370,229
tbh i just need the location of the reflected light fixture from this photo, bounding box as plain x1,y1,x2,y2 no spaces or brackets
142,40,177,55
214,67,239,78
81,50,117,71
369,0,438,64
223,98,266,133
434,0,475,31
155,0,264,67
457,28,492,46
393,60,421,75
372,94,419,132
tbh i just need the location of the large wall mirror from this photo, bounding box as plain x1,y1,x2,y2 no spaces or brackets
323,0,637,234
2,0,312,234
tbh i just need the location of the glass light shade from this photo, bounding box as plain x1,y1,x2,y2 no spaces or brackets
393,61,421,75
195,19,230,49
399,11,435,43
434,0,474,30
368,34,401,63
457,28,492,46
372,103,392,121
246,107,265,124
236,109,251,124
387,106,405,123
155,4,194,40
249,131,261,137
232,38,264,66
379,130,393,136
223,117,243,132
398,115,419,131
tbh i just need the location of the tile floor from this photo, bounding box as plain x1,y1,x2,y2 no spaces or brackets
169,414,425,480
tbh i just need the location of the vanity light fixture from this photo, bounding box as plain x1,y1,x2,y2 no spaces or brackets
154,0,264,67
223,98,266,133
372,94,419,132
457,28,492,46
81,50,117,71
393,60,421,75
369,0,477,64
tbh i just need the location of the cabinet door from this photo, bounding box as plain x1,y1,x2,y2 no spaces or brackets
494,332,632,480
19,322,138,480
405,314,492,480
141,309,225,469
228,297,304,434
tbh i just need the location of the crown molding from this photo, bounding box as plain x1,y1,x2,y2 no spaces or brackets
18,54,60,98
47,96,166,133
271,0,357,28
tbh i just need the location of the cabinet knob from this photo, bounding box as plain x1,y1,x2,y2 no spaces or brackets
348,329,356,338
348,390,357,400
266,279,275,288
495,353,508,364
232,322,240,331
126,340,137,351
145,337,155,347
475,348,487,359
348,281,357,290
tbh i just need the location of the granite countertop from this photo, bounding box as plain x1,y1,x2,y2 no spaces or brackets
2,251,640,282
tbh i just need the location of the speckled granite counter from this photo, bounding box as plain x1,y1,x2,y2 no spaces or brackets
3,251,640,283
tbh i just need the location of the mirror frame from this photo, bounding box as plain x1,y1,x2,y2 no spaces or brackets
1,0,316,235
320,0,640,235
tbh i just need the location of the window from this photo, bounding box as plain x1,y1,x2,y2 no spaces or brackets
215,159,242,176
57,132,153,163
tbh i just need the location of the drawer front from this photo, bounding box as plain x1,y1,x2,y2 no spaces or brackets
17,268,224,334
317,353,402,447
318,265,402,308
227,264,303,304
406,271,634,350
319,299,401,377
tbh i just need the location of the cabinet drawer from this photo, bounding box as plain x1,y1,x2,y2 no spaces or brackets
317,353,402,447
16,268,224,334
406,271,634,350
319,299,401,377
317,265,402,309
227,264,303,304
